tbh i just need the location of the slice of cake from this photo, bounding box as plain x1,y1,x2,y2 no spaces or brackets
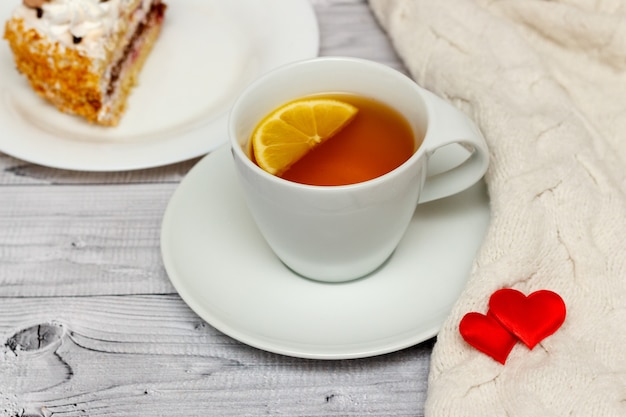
4,0,167,126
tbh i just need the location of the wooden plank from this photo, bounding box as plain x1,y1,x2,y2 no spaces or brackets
0,184,176,296
0,296,431,416
313,0,407,72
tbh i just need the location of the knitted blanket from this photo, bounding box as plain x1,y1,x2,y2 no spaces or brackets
368,1,626,416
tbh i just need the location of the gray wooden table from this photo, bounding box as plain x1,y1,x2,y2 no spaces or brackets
0,1,433,415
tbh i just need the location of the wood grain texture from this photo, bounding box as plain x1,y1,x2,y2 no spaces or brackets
0,296,432,416
0,184,176,297
0,1,432,416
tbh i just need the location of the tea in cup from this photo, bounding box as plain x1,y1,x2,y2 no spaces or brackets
229,57,489,283
250,92,417,186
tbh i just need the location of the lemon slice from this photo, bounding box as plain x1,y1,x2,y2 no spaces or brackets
251,98,359,176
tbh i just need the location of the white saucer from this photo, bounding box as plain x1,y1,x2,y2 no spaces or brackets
0,0,318,171
160,145,490,359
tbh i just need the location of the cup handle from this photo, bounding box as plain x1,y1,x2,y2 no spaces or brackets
418,92,489,203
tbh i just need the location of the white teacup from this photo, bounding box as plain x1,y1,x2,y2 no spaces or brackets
229,57,489,283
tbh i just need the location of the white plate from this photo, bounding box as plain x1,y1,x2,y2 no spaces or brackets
160,145,491,359
0,0,319,171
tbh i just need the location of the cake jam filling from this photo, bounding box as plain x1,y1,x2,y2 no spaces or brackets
106,1,166,97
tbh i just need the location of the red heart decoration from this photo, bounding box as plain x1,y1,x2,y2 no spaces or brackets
459,311,518,364
489,289,566,349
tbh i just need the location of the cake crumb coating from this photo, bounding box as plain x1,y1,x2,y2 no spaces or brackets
4,18,106,124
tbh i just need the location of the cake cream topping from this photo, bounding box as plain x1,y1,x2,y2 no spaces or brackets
40,0,108,39
14,0,150,59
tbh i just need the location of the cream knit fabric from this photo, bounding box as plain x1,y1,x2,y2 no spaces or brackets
368,0,626,416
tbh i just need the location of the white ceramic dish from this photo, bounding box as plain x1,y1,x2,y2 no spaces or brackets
160,145,491,359
0,0,319,171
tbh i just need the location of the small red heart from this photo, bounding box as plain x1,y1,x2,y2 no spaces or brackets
489,289,566,349
459,311,518,364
